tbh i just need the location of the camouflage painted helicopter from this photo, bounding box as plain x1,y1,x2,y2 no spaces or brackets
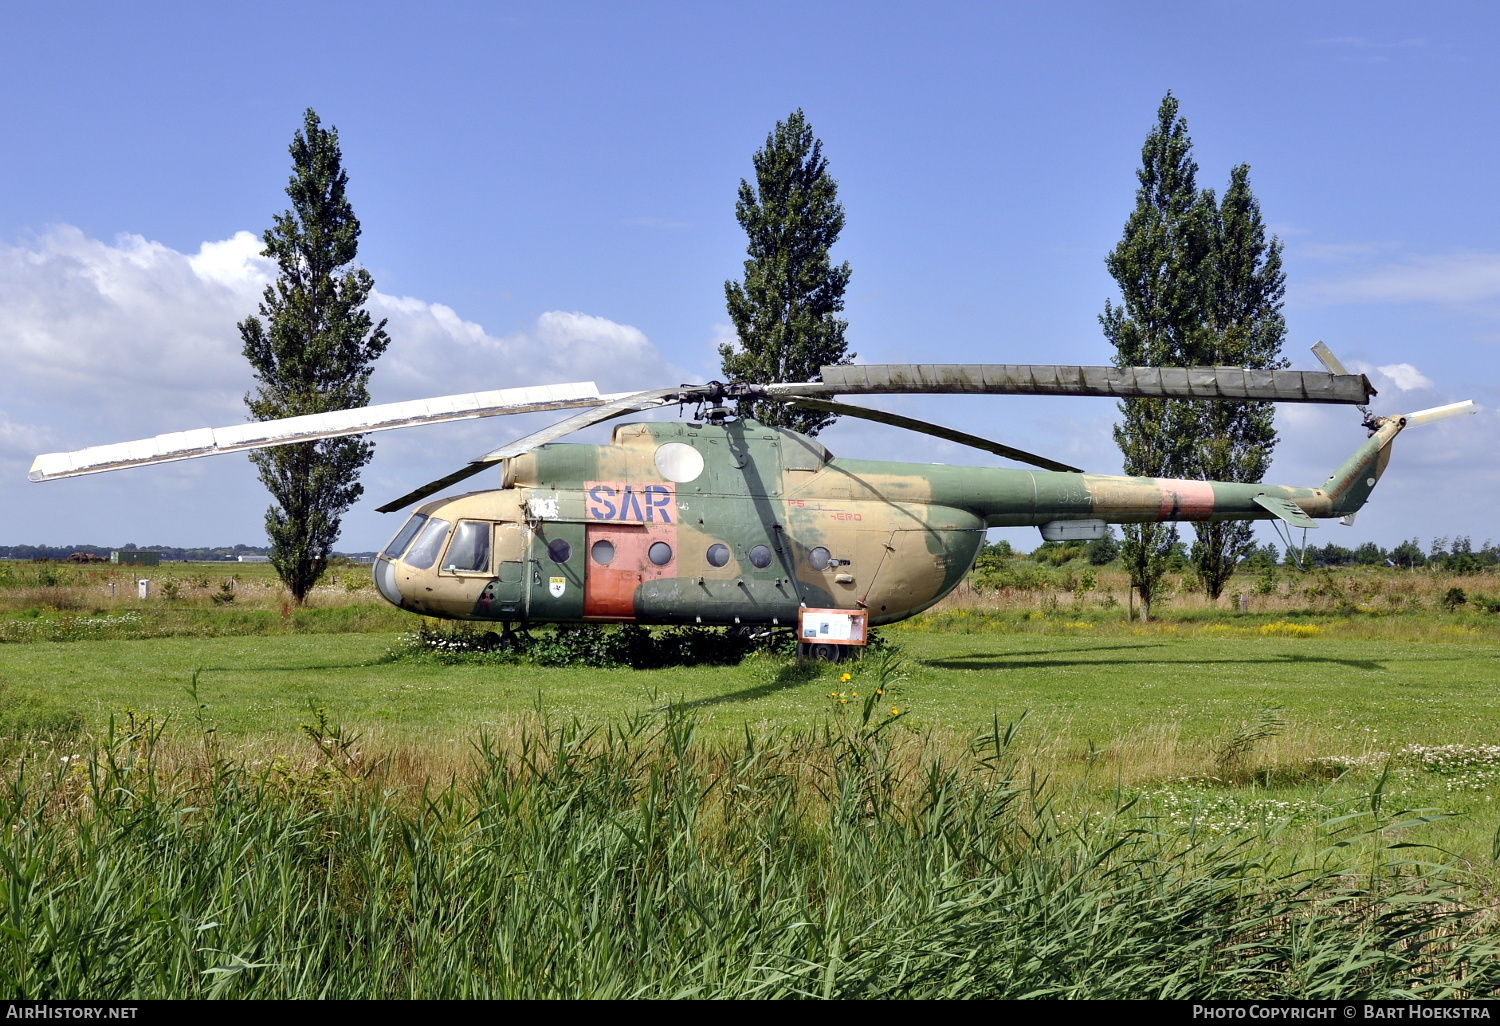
29,345,1474,659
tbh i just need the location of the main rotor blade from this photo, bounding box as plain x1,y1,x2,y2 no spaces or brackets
789,364,1377,405
28,381,605,482
781,397,1082,473
1310,341,1349,377
375,387,681,513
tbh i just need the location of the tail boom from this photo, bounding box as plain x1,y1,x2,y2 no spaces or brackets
969,417,1404,528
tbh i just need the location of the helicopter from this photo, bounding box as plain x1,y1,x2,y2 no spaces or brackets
29,345,1475,660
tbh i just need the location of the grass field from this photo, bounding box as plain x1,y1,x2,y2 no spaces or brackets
3,559,1500,996
0,619,1496,746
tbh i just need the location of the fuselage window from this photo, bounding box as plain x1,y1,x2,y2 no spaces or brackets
748,544,773,569
591,539,616,566
548,538,573,563
808,546,832,571
648,541,673,566
383,514,427,559
443,521,492,573
404,518,452,570
706,543,730,568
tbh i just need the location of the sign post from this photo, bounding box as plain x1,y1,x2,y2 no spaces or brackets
797,607,868,661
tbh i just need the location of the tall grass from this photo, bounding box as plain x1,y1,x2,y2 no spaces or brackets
1,702,1496,999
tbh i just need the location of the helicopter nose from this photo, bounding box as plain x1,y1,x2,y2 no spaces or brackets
373,557,405,609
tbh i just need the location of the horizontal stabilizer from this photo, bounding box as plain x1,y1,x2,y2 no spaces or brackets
29,382,605,482
808,365,1376,405
1253,494,1318,529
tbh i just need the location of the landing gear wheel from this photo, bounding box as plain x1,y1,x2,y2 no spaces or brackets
798,641,848,663
489,622,525,652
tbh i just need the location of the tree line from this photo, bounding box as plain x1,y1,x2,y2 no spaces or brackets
973,533,1499,576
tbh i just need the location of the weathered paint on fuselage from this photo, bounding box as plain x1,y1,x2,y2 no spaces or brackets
372,416,1401,628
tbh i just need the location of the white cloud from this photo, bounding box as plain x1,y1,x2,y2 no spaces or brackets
1302,250,1500,305
0,225,680,435
1375,363,1434,392
187,230,274,290
1346,360,1437,395
0,225,682,547
369,301,680,402
0,226,254,414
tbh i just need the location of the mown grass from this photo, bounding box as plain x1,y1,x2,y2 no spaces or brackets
5,702,1500,999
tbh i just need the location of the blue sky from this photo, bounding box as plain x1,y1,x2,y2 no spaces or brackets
2,1,1495,553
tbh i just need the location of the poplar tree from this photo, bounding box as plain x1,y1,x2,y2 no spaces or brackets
239,109,391,603
1103,96,1286,614
721,109,852,434
1100,93,1213,620
1190,165,1286,600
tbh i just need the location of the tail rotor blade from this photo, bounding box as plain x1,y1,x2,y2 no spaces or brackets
1404,400,1477,427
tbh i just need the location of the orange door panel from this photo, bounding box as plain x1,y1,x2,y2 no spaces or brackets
582,523,678,620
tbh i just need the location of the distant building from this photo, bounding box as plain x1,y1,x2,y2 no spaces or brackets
237,555,272,563
111,551,160,566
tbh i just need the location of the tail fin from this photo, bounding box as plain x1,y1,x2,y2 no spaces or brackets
1322,419,1404,515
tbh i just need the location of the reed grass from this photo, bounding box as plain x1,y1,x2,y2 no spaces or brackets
2,700,1497,999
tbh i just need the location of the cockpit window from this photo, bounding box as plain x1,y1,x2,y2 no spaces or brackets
443,521,492,573
383,514,427,559
403,518,452,570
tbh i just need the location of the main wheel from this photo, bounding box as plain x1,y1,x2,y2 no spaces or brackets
799,641,847,663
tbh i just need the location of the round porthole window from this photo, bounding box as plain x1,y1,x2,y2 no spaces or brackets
808,546,832,571
654,441,705,483
590,539,616,565
706,543,731,567
547,538,572,563
648,541,674,566
748,544,773,569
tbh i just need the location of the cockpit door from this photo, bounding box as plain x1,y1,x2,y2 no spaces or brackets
490,523,529,617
